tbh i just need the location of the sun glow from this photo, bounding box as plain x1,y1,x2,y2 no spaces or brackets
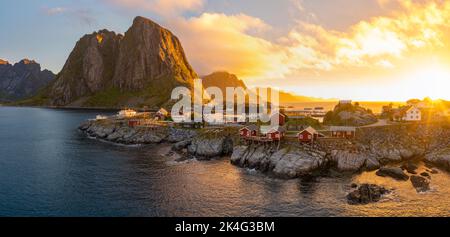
404,62,450,100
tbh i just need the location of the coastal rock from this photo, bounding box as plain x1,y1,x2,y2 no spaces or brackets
347,184,390,205
401,162,419,174
172,140,192,151
188,136,234,159
273,149,325,178
425,148,450,171
166,128,197,143
420,172,431,179
330,150,366,172
410,175,430,192
376,167,409,181
129,129,164,143
365,156,381,171
231,146,327,179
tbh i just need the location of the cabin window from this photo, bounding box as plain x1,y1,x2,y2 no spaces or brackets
299,135,303,139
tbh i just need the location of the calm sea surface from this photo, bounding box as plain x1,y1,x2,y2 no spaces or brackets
0,107,449,217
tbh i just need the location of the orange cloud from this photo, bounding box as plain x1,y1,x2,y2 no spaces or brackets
169,13,290,79
171,0,450,83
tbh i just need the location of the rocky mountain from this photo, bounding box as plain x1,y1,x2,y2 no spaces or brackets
202,71,247,90
0,59,55,101
41,16,198,108
202,71,333,104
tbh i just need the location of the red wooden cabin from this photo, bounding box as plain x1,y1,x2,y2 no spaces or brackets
297,126,319,143
239,124,259,138
330,126,356,139
270,112,286,126
265,126,286,141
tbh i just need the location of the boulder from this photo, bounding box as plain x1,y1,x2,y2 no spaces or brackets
410,175,430,192
188,136,233,159
347,184,390,205
365,156,381,171
401,162,418,174
330,150,366,172
376,167,409,181
425,148,450,171
420,172,431,179
172,140,192,151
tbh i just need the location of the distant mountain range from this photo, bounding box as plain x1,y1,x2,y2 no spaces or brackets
9,16,332,108
201,71,333,104
0,59,55,102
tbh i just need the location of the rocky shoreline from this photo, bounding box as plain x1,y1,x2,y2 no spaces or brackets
231,123,450,180
78,119,236,160
80,120,450,176
79,119,450,204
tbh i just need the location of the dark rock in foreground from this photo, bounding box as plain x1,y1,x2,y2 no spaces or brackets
376,167,409,181
401,162,418,174
420,172,431,179
347,184,390,205
410,175,430,192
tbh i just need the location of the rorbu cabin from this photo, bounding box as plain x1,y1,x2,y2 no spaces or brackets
330,126,356,139
128,120,140,127
239,124,259,138
297,126,319,143
265,126,286,141
270,112,287,126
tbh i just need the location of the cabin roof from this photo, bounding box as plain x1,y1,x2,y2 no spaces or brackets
298,126,318,135
240,124,258,131
330,126,356,132
262,126,286,134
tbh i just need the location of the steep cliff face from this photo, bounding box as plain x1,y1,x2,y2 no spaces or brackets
49,30,122,106
46,16,198,108
0,59,55,101
113,16,197,91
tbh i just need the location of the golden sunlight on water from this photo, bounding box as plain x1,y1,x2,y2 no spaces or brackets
345,162,450,217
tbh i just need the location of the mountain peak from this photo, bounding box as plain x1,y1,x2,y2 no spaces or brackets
0,59,9,65
19,59,37,65
202,71,247,90
46,16,197,108
133,16,160,27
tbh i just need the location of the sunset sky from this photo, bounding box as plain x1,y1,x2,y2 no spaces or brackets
1,0,450,101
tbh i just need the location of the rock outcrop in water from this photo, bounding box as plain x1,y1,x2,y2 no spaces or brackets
347,184,391,205
410,175,430,192
0,59,55,101
231,123,450,178
375,167,409,181
79,119,235,159
425,148,450,171
231,145,327,178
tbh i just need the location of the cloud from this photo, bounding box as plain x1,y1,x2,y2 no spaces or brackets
93,0,450,87
43,7,67,15
42,7,96,26
104,0,204,16
168,13,290,79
